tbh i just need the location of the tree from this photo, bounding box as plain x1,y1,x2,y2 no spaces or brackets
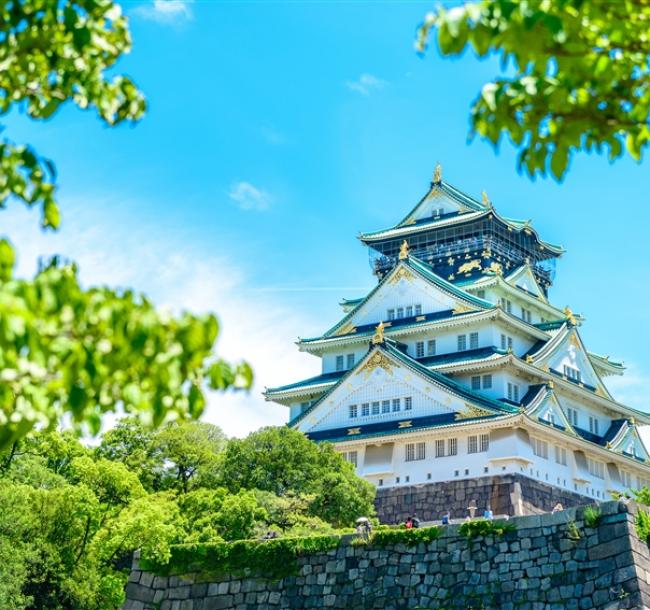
417,1,650,180
219,427,375,526
0,1,253,450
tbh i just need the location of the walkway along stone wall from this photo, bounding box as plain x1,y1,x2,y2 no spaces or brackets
374,474,590,524
124,500,650,610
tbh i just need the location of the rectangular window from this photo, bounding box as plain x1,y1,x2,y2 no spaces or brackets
469,332,479,350
404,396,413,411
589,416,599,435
588,458,605,479
406,306,413,318
346,353,355,369
387,309,395,321
347,451,358,467
448,438,458,456
405,443,415,462
396,307,404,319
415,304,422,316
371,401,380,415
521,307,532,323
457,335,467,351
468,435,478,454
381,400,391,414
361,403,370,417
482,374,493,389
480,434,489,452
349,404,358,419
566,407,579,427
471,376,481,390
555,446,567,465
427,340,436,356
335,355,344,371
392,398,401,412
532,438,548,459
435,439,445,457
507,383,520,402
416,342,424,358
416,442,426,460
622,471,632,488
563,365,581,382
500,298,512,313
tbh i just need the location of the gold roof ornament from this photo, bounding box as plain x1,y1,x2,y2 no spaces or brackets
371,321,386,345
547,380,555,389
482,190,493,208
525,355,535,364
432,162,442,184
398,240,410,260
563,306,578,326
630,417,636,426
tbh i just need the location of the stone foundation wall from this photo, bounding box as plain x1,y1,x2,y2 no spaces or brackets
124,500,650,610
374,474,589,523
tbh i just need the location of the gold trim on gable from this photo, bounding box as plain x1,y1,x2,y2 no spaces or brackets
334,322,356,337
388,267,415,285
357,352,394,379
455,404,492,420
347,428,361,436
452,304,476,315
398,420,412,429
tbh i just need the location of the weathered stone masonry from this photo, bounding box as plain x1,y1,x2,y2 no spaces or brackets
124,500,650,610
374,473,590,524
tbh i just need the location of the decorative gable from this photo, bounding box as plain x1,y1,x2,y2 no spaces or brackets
609,423,650,462
524,386,576,434
506,265,547,301
401,187,473,226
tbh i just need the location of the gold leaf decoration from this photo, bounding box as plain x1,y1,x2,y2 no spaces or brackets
452,303,475,315
388,267,415,285
458,259,482,274
357,351,394,378
455,404,492,420
398,420,412,429
347,428,361,436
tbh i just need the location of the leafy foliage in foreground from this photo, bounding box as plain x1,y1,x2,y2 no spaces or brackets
459,519,516,539
417,0,650,180
0,256,253,451
0,422,376,609
370,526,442,547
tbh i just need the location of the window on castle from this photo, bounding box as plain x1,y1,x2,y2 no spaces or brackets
378,479,383,486
347,451,358,467
555,446,567,465
448,438,458,456
387,309,395,321
469,332,479,350
480,434,489,452
415,304,422,316
500,334,513,351
566,407,579,427
371,401,380,415
521,307,532,323
532,438,548,459
417,442,426,460
382,400,390,414
471,376,481,390
427,340,436,356
435,439,445,457
416,342,424,358
404,397,413,411
406,306,413,318
405,443,425,462
335,355,344,371
507,383,520,402
361,403,370,417
349,405,358,419
396,307,404,319
499,298,513,313
468,436,478,454
563,365,581,383
392,398,401,412
346,353,355,369
621,471,632,488
588,416,599,435
482,375,493,389
457,335,467,351
588,458,605,479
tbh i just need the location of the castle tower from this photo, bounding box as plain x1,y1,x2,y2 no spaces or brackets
264,167,650,521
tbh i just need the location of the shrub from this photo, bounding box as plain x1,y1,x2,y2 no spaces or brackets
636,509,650,544
371,525,442,547
583,506,602,528
459,519,516,539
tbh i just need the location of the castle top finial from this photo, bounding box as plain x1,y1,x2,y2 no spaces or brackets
372,321,386,345
482,190,492,208
398,240,410,260
432,163,442,184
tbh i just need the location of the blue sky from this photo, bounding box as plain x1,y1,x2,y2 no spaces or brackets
4,0,650,436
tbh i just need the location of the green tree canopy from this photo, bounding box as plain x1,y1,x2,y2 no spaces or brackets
219,426,375,527
418,0,650,179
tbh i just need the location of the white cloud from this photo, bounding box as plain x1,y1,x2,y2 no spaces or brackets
259,125,286,146
3,198,321,438
133,0,193,24
228,181,274,211
346,73,386,96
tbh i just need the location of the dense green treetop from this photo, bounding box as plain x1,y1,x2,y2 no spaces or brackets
418,0,650,179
